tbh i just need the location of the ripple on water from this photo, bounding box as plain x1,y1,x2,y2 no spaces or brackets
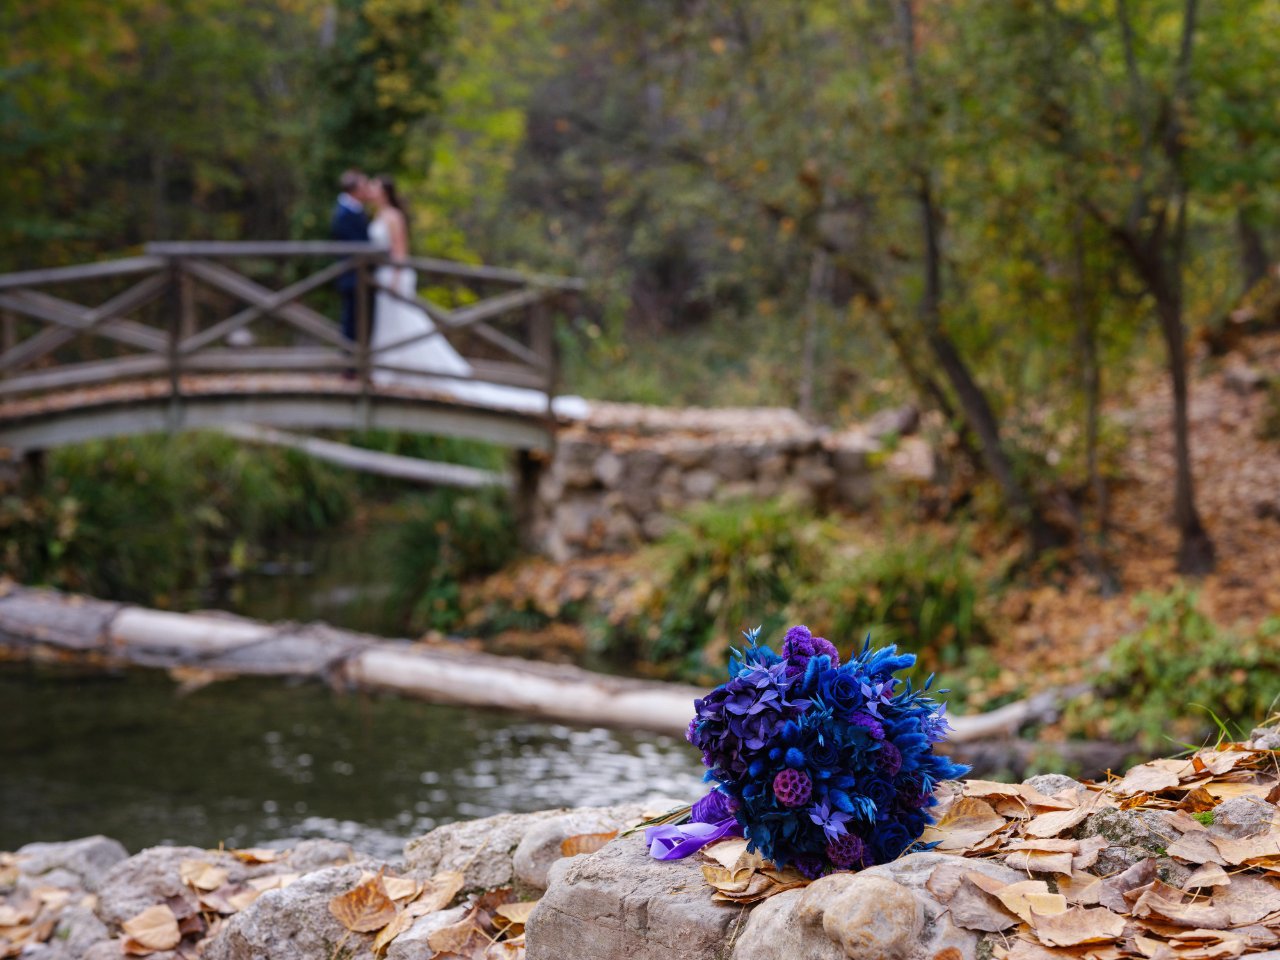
0,663,706,857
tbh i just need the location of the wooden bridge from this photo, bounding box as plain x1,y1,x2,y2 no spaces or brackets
0,242,585,457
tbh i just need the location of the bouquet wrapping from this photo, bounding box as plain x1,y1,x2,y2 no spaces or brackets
648,625,968,878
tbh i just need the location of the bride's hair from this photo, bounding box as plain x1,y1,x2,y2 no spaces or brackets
376,175,410,234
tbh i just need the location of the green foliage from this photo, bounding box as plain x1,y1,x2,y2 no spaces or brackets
800,536,994,671
0,433,351,604
605,500,829,680
1068,586,1280,751
389,488,517,632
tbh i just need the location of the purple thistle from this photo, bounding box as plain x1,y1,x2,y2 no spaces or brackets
878,740,903,777
773,769,813,808
826,832,867,870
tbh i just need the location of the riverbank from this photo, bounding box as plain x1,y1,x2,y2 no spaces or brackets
7,727,1279,960
0,583,1113,760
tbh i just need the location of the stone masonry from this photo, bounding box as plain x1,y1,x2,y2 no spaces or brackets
531,401,931,561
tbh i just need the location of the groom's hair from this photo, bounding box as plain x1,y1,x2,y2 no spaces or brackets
339,169,365,195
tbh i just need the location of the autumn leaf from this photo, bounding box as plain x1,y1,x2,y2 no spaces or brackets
1027,905,1126,947
560,831,617,857
229,847,280,864
919,797,1008,852
371,908,414,958
495,901,539,926
178,859,228,892
120,904,182,954
407,870,465,917
328,871,397,933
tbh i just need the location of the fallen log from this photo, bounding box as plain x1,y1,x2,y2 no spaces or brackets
0,583,1078,742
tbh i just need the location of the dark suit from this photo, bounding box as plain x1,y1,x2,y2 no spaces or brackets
330,196,370,342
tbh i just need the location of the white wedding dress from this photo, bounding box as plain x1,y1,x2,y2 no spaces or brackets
368,216,588,419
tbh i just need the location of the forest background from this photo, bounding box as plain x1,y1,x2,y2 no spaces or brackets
4,0,1280,758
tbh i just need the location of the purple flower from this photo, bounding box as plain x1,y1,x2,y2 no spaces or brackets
878,740,903,778
826,832,866,870
849,711,885,740
782,625,840,669
923,703,953,744
859,679,896,719
808,801,854,842
691,789,740,824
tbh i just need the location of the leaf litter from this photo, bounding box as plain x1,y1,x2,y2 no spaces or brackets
914,734,1280,960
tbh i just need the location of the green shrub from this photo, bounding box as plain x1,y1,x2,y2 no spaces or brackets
390,488,519,633
0,432,351,603
797,534,993,671
601,499,829,679
1067,586,1280,750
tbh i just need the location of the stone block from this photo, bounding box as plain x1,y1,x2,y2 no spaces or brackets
403,809,571,892
594,451,625,488
525,833,748,960
17,836,128,893
682,469,720,501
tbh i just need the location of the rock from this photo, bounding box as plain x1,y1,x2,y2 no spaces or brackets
731,888,842,960
386,905,469,960
525,832,748,960
709,446,754,484
641,513,675,540
865,404,920,439
601,509,642,551
1250,726,1280,751
682,469,720,500
551,439,599,488
512,805,645,892
404,809,570,892
1023,773,1083,797
816,874,924,960
887,438,937,483
54,904,111,958
734,853,1021,960
1077,808,1167,875
203,864,371,960
1212,797,1276,838
16,836,128,892
1224,363,1266,394
594,451,625,488
95,846,221,926
280,838,356,874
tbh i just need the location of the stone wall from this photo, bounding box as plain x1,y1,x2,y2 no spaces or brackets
531,402,931,561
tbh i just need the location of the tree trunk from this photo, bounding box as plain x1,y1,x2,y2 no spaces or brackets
1153,289,1215,574
1237,206,1270,293
916,178,1056,554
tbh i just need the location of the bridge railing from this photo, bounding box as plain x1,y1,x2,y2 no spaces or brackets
0,242,584,416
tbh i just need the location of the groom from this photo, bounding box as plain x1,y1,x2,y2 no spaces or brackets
330,169,371,344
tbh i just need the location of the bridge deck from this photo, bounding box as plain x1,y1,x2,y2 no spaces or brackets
0,372,579,451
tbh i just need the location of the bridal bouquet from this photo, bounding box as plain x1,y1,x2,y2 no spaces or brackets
648,625,968,878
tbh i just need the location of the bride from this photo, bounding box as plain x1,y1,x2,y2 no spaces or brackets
366,175,587,418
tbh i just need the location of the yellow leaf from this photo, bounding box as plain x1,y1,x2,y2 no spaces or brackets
179,859,228,891
382,876,423,902
371,908,414,958
495,900,539,925
560,832,616,857
120,904,182,954
328,872,397,933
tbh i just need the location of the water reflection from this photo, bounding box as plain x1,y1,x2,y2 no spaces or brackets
0,664,705,860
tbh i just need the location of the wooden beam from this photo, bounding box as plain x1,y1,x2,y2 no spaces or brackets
180,258,350,351
145,241,380,258
179,257,355,354
0,354,169,396
219,423,511,490
180,347,350,373
0,289,168,354
404,255,586,291
0,256,166,291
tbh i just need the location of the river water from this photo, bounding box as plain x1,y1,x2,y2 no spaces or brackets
0,663,705,859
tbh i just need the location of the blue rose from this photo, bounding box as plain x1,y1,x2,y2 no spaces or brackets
870,821,914,864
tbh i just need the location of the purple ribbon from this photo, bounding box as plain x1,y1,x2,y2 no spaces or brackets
646,817,743,860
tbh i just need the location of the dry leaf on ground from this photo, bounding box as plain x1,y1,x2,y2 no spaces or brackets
329,871,397,934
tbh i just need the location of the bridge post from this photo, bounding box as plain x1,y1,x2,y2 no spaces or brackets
513,448,546,553
164,259,185,434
